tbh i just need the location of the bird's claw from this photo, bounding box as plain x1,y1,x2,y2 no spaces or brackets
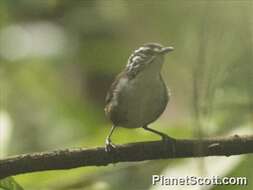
161,134,175,142
161,135,176,156
105,139,116,152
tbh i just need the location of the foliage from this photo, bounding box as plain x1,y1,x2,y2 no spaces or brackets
0,178,23,190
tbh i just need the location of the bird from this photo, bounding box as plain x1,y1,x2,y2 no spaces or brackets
104,43,174,152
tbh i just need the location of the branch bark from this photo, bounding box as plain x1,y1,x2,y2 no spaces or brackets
1,135,253,179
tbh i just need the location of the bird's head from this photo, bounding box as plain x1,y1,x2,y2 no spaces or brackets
126,43,174,77
141,43,174,55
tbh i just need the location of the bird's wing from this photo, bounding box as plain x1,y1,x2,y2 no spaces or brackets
105,71,126,104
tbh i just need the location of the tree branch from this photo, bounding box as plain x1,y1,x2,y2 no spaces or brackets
1,135,253,179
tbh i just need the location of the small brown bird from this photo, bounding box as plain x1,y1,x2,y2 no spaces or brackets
104,43,174,151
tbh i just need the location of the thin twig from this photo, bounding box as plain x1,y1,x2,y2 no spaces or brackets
0,135,253,179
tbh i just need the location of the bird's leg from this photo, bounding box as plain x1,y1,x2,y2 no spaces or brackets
143,125,173,141
143,125,176,156
105,125,116,152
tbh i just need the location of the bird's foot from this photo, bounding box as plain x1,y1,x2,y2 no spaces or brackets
161,134,175,142
105,138,116,152
142,125,176,156
161,135,176,157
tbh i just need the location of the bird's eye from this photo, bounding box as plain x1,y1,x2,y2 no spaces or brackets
153,47,160,52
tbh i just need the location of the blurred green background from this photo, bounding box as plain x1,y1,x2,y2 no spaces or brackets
0,0,252,190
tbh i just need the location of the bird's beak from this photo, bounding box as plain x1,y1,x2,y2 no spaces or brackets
160,46,174,54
